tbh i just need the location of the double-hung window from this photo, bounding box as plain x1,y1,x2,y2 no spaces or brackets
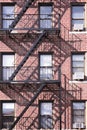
0,101,15,129
39,4,53,28
39,101,53,129
72,53,84,80
39,53,53,80
72,102,85,129
2,53,15,80
71,4,85,31
2,4,15,28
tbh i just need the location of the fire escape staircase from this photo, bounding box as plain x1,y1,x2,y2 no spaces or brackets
9,30,45,81
7,75,81,130
9,0,35,31
9,83,46,130
0,0,82,129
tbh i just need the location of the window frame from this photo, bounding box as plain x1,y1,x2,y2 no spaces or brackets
1,3,15,29
71,52,85,80
1,52,15,81
71,3,85,31
39,3,53,29
39,52,53,80
39,100,53,129
0,100,15,129
72,101,85,129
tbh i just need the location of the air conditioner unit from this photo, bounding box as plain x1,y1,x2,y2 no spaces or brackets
73,123,85,129
73,72,84,80
73,24,84,31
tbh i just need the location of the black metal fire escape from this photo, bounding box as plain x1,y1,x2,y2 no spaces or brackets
9,0,35,31
0,0,82,129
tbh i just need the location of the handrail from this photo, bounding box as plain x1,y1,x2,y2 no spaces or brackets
60,23,81,51
61,74,82,100
0,13,60,31
9,83,46,130
0,65,60,81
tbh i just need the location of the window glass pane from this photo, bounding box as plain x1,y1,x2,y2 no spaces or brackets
2,55,14,66
72,54,84,61
40,6,52,15
73,102,85,109
3,103,14,116
40,68,52,78
40,20,52,28
3,6,14,17
3,20,14,28
40,54,52,66
72,20,84,25
72,61,84,67
73,68,84,73
41,115,52,129
74,110,84,116
3,67,14,80
72,6,84,19
73,116,84,122
40,102,52,115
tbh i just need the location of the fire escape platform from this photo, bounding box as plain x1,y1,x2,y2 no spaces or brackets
0,28,60,35
0,79,60,85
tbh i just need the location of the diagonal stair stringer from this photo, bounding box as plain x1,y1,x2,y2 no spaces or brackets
9,0,35,31
9,31,45,81
8,83,46,130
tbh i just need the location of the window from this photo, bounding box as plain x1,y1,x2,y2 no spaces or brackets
39,101,53,129
39,53,53,80
0,101,15,129
71,4,85,31
2,53,15,80
39,4,53,28
72,53,84,80
2,4,15,28
72,102,85,129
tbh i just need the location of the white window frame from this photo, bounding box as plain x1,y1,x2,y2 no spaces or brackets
72,53,85,80
2,53,15,80
71,4,85,31
39,53,53,80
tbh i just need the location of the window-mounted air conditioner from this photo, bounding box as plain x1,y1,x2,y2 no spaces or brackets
73,72,84,80
73,123,85,129
73,24,84,31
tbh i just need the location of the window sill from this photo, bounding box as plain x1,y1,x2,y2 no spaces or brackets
69,31,87,34
69,80,87,84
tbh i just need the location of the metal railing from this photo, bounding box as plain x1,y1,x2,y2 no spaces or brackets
0,13,60,31
0,66,61,82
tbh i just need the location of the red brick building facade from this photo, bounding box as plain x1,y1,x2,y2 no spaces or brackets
0,0,86,129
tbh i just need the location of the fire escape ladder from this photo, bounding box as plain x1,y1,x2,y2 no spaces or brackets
9,83,46,130
9,31,45,81
9,0,35,30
